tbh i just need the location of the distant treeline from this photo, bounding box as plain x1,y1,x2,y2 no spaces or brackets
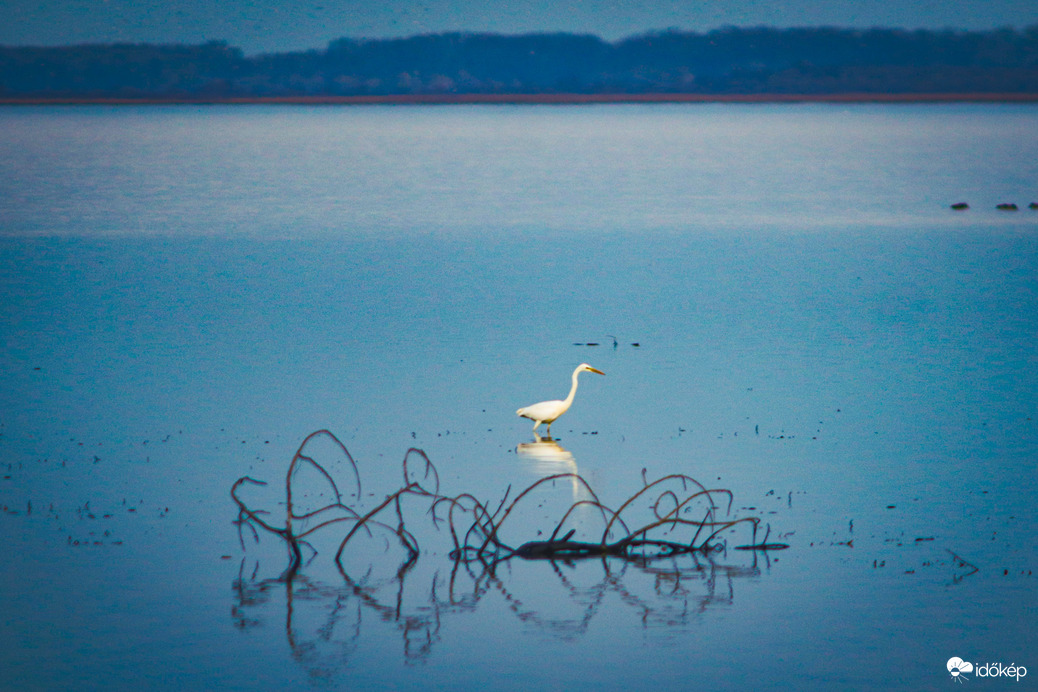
3,26,1038,99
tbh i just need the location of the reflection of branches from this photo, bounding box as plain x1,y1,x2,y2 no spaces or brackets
480,549,765,638
231,545,768,682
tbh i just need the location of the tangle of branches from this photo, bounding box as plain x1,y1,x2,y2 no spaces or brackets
231,429,786,579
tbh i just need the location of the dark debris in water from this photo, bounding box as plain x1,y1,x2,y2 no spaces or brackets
573,338,641,347
948,201,1038,211
1,488,165,548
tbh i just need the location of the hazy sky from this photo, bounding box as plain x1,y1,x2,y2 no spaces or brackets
3,0,1038,55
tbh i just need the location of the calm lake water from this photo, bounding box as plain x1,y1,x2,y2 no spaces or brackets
1,104,1036,690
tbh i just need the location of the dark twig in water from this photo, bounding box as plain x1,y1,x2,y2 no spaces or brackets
946,549,979,582
231,430,775,579
735,522,790,551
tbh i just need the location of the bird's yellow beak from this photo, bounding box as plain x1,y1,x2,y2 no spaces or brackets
588,367,605,375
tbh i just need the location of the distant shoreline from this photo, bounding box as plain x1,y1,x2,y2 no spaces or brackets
3,92,1038,106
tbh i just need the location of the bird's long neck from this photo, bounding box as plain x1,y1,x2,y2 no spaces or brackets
563,368,581,408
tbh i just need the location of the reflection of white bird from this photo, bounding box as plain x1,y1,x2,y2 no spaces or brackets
516,432,575,464
516,434,582,501
516,363,605,435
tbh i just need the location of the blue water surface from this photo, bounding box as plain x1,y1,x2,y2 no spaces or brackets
1,104,1036,690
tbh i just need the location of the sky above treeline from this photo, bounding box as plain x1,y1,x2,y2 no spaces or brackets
3,0,1038,55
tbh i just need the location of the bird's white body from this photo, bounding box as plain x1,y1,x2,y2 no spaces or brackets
516,363,605,435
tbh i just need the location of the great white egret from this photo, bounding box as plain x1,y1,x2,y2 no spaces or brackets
516,363,605,435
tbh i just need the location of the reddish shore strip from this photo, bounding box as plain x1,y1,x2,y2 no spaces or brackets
2,92,1038,105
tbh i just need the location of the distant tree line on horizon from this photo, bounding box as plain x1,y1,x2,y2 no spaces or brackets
2,26,1038,98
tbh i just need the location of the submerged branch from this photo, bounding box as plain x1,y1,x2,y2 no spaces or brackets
231,431,774,577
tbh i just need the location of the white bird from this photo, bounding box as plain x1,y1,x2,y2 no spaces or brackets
516,363,605,436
